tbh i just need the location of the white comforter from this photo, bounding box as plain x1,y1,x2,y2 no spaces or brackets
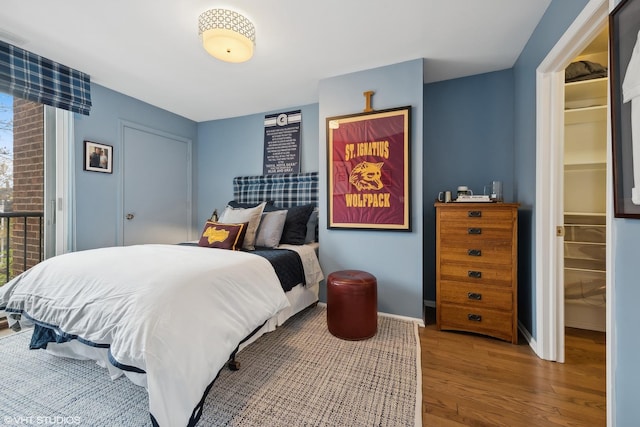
0,244,290,427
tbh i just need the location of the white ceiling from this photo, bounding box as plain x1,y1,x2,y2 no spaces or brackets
0,1,552,122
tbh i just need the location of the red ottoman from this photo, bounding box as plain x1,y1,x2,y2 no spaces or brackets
327,270,377,340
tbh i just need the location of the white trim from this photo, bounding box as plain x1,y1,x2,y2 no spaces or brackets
54,109,75,255
536,1,613,425
317,302,425,327
605,4,616,423
379,311,425,328
535,69,566,362
518,319,536,353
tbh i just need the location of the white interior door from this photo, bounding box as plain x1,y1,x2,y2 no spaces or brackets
122,123,191,245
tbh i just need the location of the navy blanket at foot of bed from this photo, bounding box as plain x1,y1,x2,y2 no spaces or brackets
251,247,306,292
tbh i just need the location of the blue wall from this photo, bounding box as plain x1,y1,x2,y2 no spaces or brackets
613,219,640,424
74,83,197,250
195,103,319,228
423,69,515,302
318,59,424,319
196,60,424,320
611,0,640,419
512,0,590,336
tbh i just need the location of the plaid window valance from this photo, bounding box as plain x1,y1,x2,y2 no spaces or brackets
0,41,92,115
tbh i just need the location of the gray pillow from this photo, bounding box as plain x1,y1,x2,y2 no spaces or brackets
219,202,266,250
265,203,315,245
255,210,288,248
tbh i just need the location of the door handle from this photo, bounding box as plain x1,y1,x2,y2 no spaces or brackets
126,213,135,220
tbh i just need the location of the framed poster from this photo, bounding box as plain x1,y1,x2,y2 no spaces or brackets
83,140,113,174
263,110,301,175
327,106,411,230
610,0,640,217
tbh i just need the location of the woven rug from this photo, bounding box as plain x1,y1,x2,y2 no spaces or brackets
0,305,421,426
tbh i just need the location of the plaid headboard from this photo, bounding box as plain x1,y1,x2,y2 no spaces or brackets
233,172,319,208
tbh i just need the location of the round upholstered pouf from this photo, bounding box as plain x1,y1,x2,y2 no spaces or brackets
327,270,377,340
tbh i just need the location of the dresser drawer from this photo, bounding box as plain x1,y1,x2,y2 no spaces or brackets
438,220,514,241
439,281,513,311
439,303,514,342
439,262,513,287
439,240,513,265
438,206,515,222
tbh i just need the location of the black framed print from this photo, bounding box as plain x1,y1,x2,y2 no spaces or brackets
610,0,640,217
83,140,113,174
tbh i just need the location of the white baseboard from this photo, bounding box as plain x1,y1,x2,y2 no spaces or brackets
379,311,425,327
518,320,537,355
318,302,425,327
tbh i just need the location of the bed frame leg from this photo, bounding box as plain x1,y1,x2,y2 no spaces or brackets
228,358,241,371
227,349,241,371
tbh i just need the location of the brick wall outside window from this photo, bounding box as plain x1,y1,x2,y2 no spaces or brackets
10,98,44,277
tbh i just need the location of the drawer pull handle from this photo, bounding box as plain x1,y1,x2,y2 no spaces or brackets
467,249,482,256
468,314,482,322
468,228,482,235
468,270,482,279
468,292,482,300
468,211,482,217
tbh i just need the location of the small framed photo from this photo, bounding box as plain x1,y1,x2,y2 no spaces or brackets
84,140,113,174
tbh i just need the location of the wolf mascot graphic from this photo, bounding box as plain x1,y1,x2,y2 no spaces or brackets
349,161,384,191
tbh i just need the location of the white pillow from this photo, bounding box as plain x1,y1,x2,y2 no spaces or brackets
255,210,288,248
219,202,266,250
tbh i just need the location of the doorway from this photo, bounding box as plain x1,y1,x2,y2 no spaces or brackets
120,122,192,246
535,0,612,424
563,30,608,333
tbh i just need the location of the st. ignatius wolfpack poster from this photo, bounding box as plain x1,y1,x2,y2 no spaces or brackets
327,106,410,230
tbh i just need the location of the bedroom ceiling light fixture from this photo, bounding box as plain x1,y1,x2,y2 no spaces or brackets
198,8,255,63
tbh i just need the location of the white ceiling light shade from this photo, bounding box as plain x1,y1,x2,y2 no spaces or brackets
198,9,256,63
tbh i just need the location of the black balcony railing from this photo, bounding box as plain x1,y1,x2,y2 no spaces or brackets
0,211,44,285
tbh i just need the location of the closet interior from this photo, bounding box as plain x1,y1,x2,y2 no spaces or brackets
563,28,608,332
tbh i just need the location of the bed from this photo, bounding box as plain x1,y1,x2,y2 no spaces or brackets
0,172,322,427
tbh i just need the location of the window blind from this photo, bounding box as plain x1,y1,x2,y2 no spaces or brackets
0,40,92,115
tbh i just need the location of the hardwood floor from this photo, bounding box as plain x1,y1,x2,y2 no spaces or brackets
420,310,606,426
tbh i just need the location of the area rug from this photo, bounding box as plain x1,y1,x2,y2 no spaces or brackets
0,305,421,426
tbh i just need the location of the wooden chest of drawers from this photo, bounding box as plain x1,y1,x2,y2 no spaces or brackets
435,202,519,343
